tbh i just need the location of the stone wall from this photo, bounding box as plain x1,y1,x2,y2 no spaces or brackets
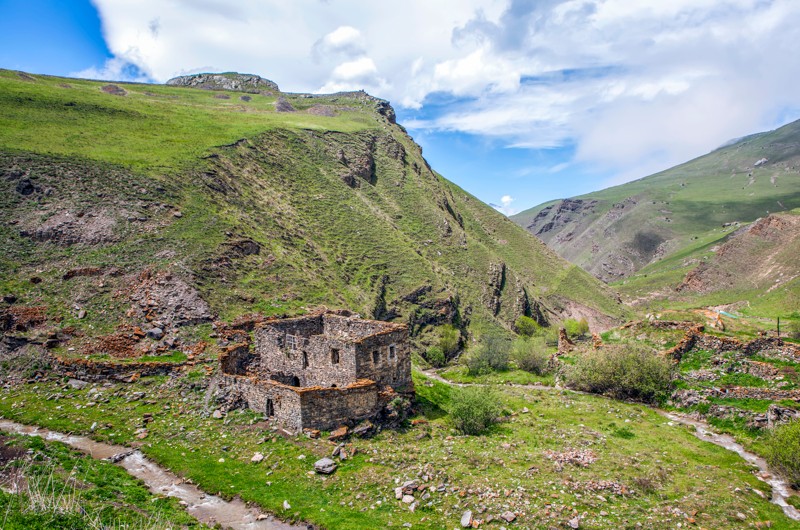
219,374,303,431
53,356,184,382
299,380,380,431
220,374,381,432
252,312,411,390
353,329,411,391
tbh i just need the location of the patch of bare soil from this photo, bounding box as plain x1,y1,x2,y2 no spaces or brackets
0,305,48,332
307,104,336,117
678,213,800,294
101,84,126,96
19,209,122,246
126,269,213,328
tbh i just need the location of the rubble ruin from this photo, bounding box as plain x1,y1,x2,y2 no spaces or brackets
219,311,414,433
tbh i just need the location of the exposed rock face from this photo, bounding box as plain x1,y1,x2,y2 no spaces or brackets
166,73,279,93
677,213,800,294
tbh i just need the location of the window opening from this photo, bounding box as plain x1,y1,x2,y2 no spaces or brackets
389,344,396,359
290,376,300,387
285,334,297,350
372,350,380,364
302,351,309,369
331,348,340,364
266,399,275,417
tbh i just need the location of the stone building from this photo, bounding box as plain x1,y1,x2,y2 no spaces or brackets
219,311,413,433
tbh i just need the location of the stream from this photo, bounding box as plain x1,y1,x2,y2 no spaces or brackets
422,369,800,521
0,419,305,530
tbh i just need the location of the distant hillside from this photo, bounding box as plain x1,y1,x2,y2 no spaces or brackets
512,119,800,290
0,69,628,354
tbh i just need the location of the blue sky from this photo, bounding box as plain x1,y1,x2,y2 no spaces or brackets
2,0,800,215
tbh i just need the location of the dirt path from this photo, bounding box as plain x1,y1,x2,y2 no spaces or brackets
421,369,800,521
0,419,305,530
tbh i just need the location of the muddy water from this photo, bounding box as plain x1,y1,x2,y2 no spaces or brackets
661,412,800,521
0,419,305,530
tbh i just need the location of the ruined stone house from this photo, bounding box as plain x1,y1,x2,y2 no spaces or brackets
219,311,413,433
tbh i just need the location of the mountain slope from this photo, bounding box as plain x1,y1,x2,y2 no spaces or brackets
0,69,627,356
512,120,800,286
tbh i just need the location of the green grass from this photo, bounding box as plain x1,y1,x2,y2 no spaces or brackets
438,365,555,386
0,68,628,346
2,370,798,529
0,433,198,529
0,69,376,173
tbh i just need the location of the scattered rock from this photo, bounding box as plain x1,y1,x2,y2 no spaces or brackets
212,409,223,419
461,510,473,528
251,453,264,463
568,516,580,528
283,500,291,510
314,458,337,475
402,495,414,504
146,327,164,340
501,511,516,522
67,379,89,390
329,426,348,441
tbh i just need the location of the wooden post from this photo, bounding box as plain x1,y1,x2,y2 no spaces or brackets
777,317,781,338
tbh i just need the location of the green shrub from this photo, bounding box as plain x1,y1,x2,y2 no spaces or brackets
563,318,590,338
511,336,551,375
788,320,800,340
544,327,559,346
764,419,800,488
449,386,501,435
439,324,461,358
514,315,540,337
465,334,510,375
564,344,674,403
425,346,446,368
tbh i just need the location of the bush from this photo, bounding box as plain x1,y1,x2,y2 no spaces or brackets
564,344,674,403
765,419,800,488
788,320,800,340
439,324,461,357
449,386,501,435
511,336,551,375
564,318,590,338
465,334,510,375
514,315,540,337
425,346,446,368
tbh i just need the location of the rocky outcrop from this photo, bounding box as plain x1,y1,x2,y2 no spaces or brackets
483,263,506,316
166,73,279,93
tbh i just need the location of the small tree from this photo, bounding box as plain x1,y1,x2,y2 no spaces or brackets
449,386,501,435
439,324,461,358
765,419,800,488
514,315,540,337
425,346,446,368
465,334,510,375
564,344,674,403
564,318,590,339
511,336,551,375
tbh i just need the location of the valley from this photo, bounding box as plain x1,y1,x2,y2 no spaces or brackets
1,68,799,530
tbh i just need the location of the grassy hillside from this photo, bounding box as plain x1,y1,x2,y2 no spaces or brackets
0,69,627,355
512,119,800,315
513,121,800,278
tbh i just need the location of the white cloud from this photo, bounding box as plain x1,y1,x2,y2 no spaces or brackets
492,194,517,216
312,26,365,61
71,57,152,83
86,0,800,188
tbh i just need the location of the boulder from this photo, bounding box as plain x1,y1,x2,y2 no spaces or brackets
314,458,337,475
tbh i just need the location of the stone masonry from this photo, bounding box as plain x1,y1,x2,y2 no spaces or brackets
219,311,413,433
